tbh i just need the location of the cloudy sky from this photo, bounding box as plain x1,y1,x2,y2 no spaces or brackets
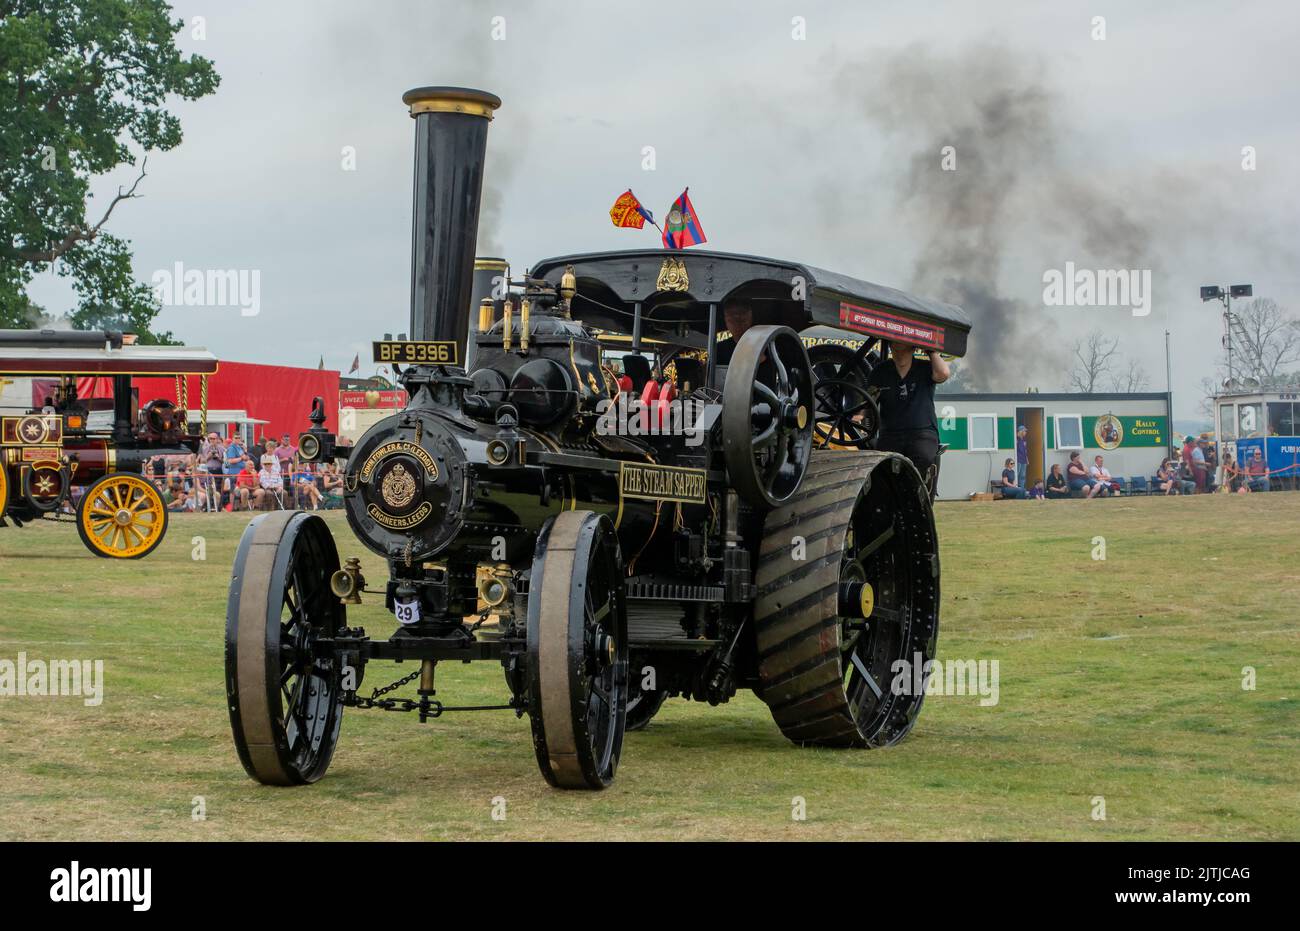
27,0,1300,420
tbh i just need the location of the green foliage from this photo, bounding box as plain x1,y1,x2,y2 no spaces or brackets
0,0,217,335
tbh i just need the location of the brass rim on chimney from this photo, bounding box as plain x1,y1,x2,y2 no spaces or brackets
474,257,509,271
403,86,502,120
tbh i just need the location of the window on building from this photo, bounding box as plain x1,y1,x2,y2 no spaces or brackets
969,414,998,451
1238,403,1263,437
1268,402,1295,436
1218,404,1237,441
1055,414,1083,450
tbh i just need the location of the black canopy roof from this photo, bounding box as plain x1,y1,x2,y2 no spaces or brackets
529,249,971,357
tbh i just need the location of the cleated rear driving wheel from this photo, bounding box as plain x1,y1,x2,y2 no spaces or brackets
226,511,346,785
527,510,629,789
754,449,939,747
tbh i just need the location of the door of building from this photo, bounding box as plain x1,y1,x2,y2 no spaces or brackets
1016,407,1046,489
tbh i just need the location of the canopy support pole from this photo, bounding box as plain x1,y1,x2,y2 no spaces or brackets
706,302,718,391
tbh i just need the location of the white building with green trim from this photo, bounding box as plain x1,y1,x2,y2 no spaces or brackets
932,392,1173,499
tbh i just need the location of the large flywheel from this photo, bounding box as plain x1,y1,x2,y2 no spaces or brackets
226,511,346,785
754,449,939,747
721,325,814,507
526,510,629,789
807,342,881,450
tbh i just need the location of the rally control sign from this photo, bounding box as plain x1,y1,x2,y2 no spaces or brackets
839,302,946,351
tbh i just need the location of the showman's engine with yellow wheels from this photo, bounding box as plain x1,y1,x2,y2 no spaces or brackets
0,331,218,558
223,85,972,789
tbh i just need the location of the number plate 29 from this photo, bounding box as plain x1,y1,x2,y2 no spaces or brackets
393,598,422,625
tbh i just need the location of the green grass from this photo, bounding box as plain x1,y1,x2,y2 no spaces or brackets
1,494,1297,840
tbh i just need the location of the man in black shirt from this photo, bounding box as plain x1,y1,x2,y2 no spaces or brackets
866,340,950,498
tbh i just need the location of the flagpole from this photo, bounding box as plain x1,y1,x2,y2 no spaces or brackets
634,186,666,240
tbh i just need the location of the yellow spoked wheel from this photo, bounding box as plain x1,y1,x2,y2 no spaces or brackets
76,473,169,559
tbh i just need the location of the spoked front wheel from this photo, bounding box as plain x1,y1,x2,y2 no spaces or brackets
76,473,168,558
226,511,346,785
526,511,629,789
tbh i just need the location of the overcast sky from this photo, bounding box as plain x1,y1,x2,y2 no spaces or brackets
26,0,1300,420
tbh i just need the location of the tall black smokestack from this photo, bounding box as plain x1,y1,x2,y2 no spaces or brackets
402,86,502,360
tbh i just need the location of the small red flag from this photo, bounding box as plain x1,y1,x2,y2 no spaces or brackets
610,189,652,229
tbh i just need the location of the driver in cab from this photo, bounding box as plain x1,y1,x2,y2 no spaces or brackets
712,298,754,367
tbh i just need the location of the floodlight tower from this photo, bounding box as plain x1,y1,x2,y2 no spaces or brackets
1200,284,1253,388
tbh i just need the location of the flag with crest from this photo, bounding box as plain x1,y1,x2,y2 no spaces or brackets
662,189,706,249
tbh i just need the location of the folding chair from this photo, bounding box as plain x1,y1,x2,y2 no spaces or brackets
1128,476,1148,495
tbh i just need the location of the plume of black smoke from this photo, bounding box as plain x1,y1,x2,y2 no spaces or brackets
840,43,1166,391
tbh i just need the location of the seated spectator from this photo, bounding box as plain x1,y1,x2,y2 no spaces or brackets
1067,451,1102,498
1219,454,1240,493
321,462,344,508
997,457,1027,499
1172,454,1196,495
294,462,322,510
194,462,212,509
255,463,284,509
1045,463,1070,498
1028,479,1045,500
1155,458,1179,495
234,460,259,510
1246,448,1270,493
167,465,193,511
1090,455,1122,496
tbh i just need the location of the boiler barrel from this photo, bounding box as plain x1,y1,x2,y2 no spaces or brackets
0,328,123,348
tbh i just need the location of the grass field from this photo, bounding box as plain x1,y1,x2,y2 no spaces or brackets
1,494,1297,841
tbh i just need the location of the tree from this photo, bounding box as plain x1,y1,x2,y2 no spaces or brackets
1108,357,1150,393
0,0,218,337
1226,298,1300,385
1066,330,1120,393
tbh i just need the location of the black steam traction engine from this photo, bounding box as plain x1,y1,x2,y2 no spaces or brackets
225,86,971,789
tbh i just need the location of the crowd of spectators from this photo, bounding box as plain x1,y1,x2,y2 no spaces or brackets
147,432,345,512
994,431,1280,500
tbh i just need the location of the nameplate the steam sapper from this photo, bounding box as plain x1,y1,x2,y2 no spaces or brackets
373,340,460,366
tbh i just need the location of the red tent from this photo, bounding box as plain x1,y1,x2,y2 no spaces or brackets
136,361,339,441
37,361,339,442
